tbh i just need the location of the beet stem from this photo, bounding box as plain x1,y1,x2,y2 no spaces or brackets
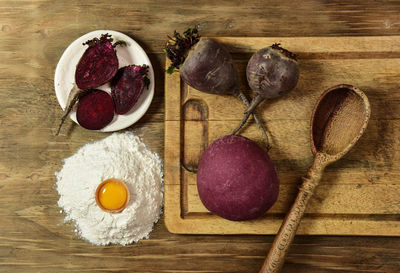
234,92,271,150
55,85,87,136
271,43,297,61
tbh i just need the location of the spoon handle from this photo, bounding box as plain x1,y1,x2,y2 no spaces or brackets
259,160,325,273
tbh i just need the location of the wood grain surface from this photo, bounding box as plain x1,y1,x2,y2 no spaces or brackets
164,37,400,236
1,1,400,272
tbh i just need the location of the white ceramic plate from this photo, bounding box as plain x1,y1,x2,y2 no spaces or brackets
54,30,155,132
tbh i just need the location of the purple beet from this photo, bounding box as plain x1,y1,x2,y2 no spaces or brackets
233,44,299,134
165,28,271,149
76,90,114,130
111,65,150,115
197,135,279,221
247,44,299,100
165,29,238,95
75,34,123,90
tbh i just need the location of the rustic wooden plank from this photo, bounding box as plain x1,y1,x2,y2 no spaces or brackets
202,119,400,173
182,58,400,122
164,36,400,236
2,0,400,55
2,1,400,272
186,182,400,215
214,36,400,53
166,184,400,236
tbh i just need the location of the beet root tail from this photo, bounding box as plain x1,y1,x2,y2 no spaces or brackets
233,92,270,150
55,85,87,136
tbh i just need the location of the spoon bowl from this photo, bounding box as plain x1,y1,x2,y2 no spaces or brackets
311,84,370,157
260,84,370,273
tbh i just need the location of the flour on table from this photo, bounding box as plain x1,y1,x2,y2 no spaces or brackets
55,132,163,245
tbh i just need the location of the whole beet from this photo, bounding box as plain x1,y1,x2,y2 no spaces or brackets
233,44,299,134
197,135,279,221
180,38,239,95
247,44,299,99
165,28,270,148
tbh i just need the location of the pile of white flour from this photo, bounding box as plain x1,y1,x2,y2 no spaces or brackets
56,132,163,245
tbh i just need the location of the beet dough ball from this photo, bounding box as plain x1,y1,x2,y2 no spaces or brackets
197,135,279,221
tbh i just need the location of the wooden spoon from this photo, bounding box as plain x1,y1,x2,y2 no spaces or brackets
259,84,371,273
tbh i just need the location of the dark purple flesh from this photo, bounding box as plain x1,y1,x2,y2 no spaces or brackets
75,34,119,90
76,90,114,130
111,65,149,115
180,38,239,95
197,135,279,221
247,44,299,99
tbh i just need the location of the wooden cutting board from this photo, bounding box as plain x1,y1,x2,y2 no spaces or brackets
164,36,400,235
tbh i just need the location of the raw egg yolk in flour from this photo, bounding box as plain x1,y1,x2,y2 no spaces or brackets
97,179,129,212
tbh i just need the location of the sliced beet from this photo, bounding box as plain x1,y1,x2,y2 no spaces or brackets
111,65,150,115
75,34,119,90
76,90,114,130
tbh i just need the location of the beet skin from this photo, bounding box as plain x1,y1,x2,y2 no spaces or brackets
233,44,299,136
75,34,119,90
76,90,114,130
165,28,271,148
247,44,299,99
180,38,239,95
165,30,238,95
111,65,149,115
197,135,279,221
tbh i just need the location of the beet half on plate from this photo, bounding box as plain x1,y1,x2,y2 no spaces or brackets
75,34,121,90
111,65,150,115
76,90,115,130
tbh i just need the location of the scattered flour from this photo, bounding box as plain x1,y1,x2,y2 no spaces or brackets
56,131,163,245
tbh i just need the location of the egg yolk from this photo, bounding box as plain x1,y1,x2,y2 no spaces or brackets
98,179,128,211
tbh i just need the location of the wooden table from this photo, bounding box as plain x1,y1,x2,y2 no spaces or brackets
1,1,400,272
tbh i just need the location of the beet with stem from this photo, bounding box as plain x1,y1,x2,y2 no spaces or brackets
76,89,115,130
55,34,125,135
75,33,124,90
233,44,299,135
165,28,271,149
111,65,150,115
